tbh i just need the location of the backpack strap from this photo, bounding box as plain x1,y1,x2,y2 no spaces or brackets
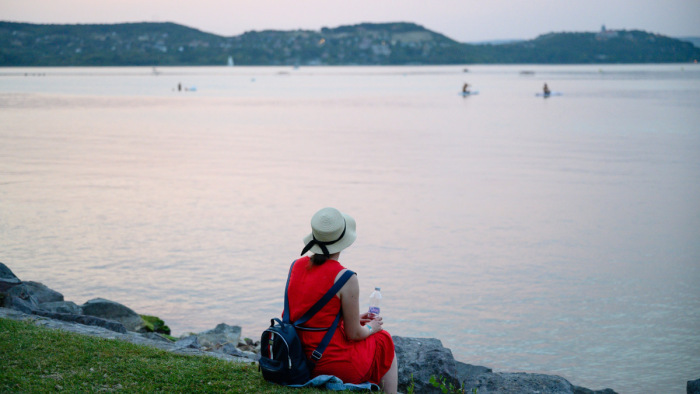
309,308,343,362
282,261,295,324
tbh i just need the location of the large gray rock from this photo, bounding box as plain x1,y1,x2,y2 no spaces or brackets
81,298,146,332
2,279,63,314
39,301,82,315
140,332,173,343
465,372,576,394
688,378,700,394
458,365,617,394
173,325,255,360
23,281,64,303
394,336,460,394
394,336,617,394
456,361,492,384
221,342,258,361
0,262,21,292
174,335,201,350
573,386,617,394
195,323,242,350
33,310,127,334
4,283,40,313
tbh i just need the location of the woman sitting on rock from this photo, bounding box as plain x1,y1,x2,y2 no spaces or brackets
286,207,398,394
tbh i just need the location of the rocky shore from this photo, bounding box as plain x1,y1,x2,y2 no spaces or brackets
0,262,638,393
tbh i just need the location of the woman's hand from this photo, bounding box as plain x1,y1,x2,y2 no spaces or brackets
359,312,373,325
365,315,383,335
360,312,383,334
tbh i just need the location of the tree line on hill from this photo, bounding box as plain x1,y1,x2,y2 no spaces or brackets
1,21,698,66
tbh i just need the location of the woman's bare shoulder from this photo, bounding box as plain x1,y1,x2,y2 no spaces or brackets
334,268,358,282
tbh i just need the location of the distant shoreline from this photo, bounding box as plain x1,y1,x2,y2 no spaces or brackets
2,21,698,67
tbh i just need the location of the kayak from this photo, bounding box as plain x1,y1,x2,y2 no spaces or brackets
536,92,562,97
460,91,479,96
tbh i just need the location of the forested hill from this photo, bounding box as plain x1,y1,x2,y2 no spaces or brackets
1,21,698,66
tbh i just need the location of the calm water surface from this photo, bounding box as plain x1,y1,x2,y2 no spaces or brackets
1,65,699,393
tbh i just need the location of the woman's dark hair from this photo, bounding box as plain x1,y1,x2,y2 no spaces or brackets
310,254,329,265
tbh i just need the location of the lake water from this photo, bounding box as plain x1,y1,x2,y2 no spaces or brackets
1,64,699,393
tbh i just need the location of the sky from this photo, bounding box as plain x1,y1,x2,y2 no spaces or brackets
2,0,699,43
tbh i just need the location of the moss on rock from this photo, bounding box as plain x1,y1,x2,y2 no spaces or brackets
140,314,171,335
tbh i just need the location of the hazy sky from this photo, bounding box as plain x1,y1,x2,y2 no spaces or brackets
2,0,699,42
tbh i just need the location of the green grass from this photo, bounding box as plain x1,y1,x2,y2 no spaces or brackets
0,318,329,393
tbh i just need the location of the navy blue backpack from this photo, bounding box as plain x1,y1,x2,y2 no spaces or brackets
259,260,355,386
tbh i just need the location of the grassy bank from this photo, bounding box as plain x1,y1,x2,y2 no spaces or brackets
0,318,327,393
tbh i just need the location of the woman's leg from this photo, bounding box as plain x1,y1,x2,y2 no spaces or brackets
380,352,398,394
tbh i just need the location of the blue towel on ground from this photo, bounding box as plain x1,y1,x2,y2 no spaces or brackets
287,375,380,391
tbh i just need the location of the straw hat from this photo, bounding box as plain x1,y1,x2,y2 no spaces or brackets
301,207,357,256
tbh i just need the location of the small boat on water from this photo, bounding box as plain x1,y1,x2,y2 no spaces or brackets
535,92,562,97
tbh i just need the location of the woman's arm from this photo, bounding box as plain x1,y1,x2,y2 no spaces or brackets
337,270,383,341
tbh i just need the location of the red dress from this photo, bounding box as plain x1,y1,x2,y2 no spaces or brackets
286,256,395,384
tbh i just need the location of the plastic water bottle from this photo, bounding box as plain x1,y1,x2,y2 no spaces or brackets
368,287,382,318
